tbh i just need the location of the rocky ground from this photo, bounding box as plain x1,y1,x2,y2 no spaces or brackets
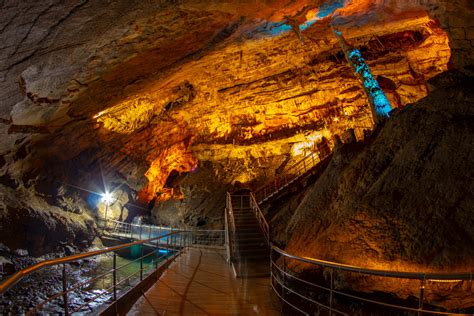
0,238,108,315
269,69,474,310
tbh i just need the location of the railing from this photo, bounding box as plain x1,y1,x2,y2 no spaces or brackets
0,231,183,315
229,194,251,209
104,219,225,248
1,225,226,315
271,244,474,315
250,192,270,245
225,192,237,264
254,151,328,204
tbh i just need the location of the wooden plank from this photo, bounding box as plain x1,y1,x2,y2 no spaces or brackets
128,248,281,315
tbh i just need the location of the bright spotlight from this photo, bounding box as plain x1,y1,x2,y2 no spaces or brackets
101,192,114,205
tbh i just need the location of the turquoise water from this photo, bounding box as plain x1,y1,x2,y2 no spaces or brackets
64,247,174,313
88,247,172,292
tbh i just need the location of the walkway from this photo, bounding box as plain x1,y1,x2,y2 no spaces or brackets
128,248,281,315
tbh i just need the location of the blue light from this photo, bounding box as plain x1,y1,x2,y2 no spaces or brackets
158,249,168,254
86,193,101,208
299,20,316,31
317,0,345,19
348,49,392,118
268,22,292,36
299,0,346,32
260,1,347,36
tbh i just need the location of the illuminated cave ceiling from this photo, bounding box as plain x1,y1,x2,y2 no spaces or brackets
0,0,472,209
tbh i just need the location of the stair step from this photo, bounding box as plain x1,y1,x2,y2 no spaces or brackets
235,221,259,225
234,258,271,277
235,238,267,244
234,226,262,231
236,243,268,250
237,250,269,257
236,253,269,260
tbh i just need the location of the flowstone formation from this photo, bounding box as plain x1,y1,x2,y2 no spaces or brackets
277,70,474,309
0,0,472,254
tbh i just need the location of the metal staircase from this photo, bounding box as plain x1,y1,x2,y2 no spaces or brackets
254,150,332,205
225,193,270,277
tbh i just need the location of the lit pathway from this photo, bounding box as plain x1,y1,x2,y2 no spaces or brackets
128,248,281,315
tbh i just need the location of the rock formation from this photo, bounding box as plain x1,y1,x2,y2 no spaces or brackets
0,0,472,255
278,70,474,309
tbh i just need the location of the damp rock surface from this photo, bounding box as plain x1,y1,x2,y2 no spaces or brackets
279,70,474,307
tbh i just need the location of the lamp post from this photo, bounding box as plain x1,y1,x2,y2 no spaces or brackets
101,192,114,231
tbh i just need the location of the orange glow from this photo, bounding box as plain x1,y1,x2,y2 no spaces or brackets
94,9,451,206
139,142,198,202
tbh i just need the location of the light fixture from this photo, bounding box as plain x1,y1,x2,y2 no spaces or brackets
101,192,114,205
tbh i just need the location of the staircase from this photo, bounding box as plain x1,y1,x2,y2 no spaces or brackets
254,150,332,205
226,193,270,277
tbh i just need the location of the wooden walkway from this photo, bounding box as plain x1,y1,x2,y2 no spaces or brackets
128,248,281,315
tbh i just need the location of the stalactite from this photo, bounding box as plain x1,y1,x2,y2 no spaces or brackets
333,29,392,121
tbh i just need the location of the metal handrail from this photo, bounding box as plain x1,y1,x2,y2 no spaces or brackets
271,244,474,315
250,192,270,245
272,245,473,280
225,192,237,263
104,219,225,247
1,223,226,315
0,231,184,296
254,151,327,204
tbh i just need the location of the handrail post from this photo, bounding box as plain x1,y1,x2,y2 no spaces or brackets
282,256,286,301
62,264,69,316
329,269,334,316
139,224,142,240
159,226,162,245
270,243,273,282
113,252,117,301
224,207,230,263
418,279,425,316
140,244,143,281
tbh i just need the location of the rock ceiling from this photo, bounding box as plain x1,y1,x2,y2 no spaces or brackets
0,0,472,207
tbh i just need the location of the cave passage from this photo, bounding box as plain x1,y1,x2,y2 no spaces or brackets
0,0,473,315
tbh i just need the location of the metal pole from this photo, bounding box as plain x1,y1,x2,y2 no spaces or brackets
140,244,143,281
418,279,425,316
103,203,109,231
154,237,159,269
270,244,273,282
282,256,286,301
329,269,334,316
139,224,142,240
113,253,117,301
62,264,69,316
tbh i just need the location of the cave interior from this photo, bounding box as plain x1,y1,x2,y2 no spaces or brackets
0,0,473,314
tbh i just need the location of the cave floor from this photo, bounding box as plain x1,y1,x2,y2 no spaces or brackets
127,248,281,315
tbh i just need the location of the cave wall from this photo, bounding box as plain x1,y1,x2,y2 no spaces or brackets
0,0,472,251
274,71,474,306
